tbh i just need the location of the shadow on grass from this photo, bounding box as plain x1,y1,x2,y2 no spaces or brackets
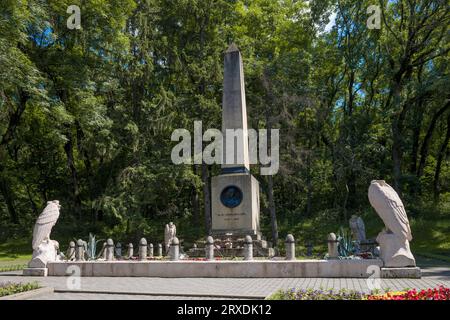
0,239,31,262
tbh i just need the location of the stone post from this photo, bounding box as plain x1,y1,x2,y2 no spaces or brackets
157,243,163,257
106,238,114,261
127,243,134,259
76,239,85,261
115,242,122,259
101,242,107,260
67,241,76,261
139,238,147,261
285,234,295,260
148,243,154,258
244,235,253,261
205,236,214,261
170,237,180,261
327,233,339,259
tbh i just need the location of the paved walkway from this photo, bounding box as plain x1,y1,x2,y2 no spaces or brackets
0,256,448,300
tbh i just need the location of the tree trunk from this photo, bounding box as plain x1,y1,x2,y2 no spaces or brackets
64,133,82,220
417,102,450,177
75,121,96,222
305,152,312,217
391,116,403,195
0,89,28,225
0,174,19,224
23,181,38,216
267,174,278,253
261,70,279,252
433,114,450,201
192,165,200,228
201,162,211,235
410,99,424,174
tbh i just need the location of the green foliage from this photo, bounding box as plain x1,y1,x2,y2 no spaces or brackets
337,227,355,257
0,282,40,297
0,0,448,256
85,233,104,260
0,264,27,272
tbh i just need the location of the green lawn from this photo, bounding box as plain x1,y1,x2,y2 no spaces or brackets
0,239,31,268
410,217,450,262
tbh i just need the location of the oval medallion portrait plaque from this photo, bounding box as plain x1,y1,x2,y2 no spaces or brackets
220,186,243,208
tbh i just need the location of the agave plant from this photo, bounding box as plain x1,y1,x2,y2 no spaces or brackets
337,227,355,257
86,233,104,260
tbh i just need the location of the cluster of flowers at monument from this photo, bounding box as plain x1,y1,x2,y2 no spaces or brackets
268,285,450,300
185,257,223,261
268,288,366,300
367,285,450,300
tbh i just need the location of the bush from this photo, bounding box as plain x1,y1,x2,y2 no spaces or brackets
0,282,40,297
0,264,27,272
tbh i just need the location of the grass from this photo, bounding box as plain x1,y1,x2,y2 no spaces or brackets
0,281,40,297
409,217,450,258
415,252,450,263
0,239,31,268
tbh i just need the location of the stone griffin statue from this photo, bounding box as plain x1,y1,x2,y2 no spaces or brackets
164,222,176,254
349,215,366,242
368,180,416,267
28,200,62,268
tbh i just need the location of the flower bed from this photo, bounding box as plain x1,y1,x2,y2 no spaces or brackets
367,286,450,300
267,286,450,300
0,282,40,297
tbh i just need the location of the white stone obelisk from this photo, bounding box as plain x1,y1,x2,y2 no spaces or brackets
222,43,250,171
211,44,260,238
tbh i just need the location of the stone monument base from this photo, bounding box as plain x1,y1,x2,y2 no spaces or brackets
23,267,48,277
376,231,416,267
211,173,260,235
46,259,389,278
380,267,421,279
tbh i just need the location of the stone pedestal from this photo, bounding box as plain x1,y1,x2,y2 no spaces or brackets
23,268,48,277
28,240,59,268
205,236,215,261
243,236,253,260
106,239,114,261
148,244,154,258
139,238,147,261
211,173,260,236
327,233,339,259
377,231,416,267
285,234,295,260
381,267,421,279
170,237,180,261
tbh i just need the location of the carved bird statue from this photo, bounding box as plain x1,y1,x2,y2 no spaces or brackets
368,180,412,241
32,200,61,250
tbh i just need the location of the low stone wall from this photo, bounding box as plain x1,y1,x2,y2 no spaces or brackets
47,259,384,278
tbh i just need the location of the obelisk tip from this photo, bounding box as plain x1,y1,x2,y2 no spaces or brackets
226,43,239,53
